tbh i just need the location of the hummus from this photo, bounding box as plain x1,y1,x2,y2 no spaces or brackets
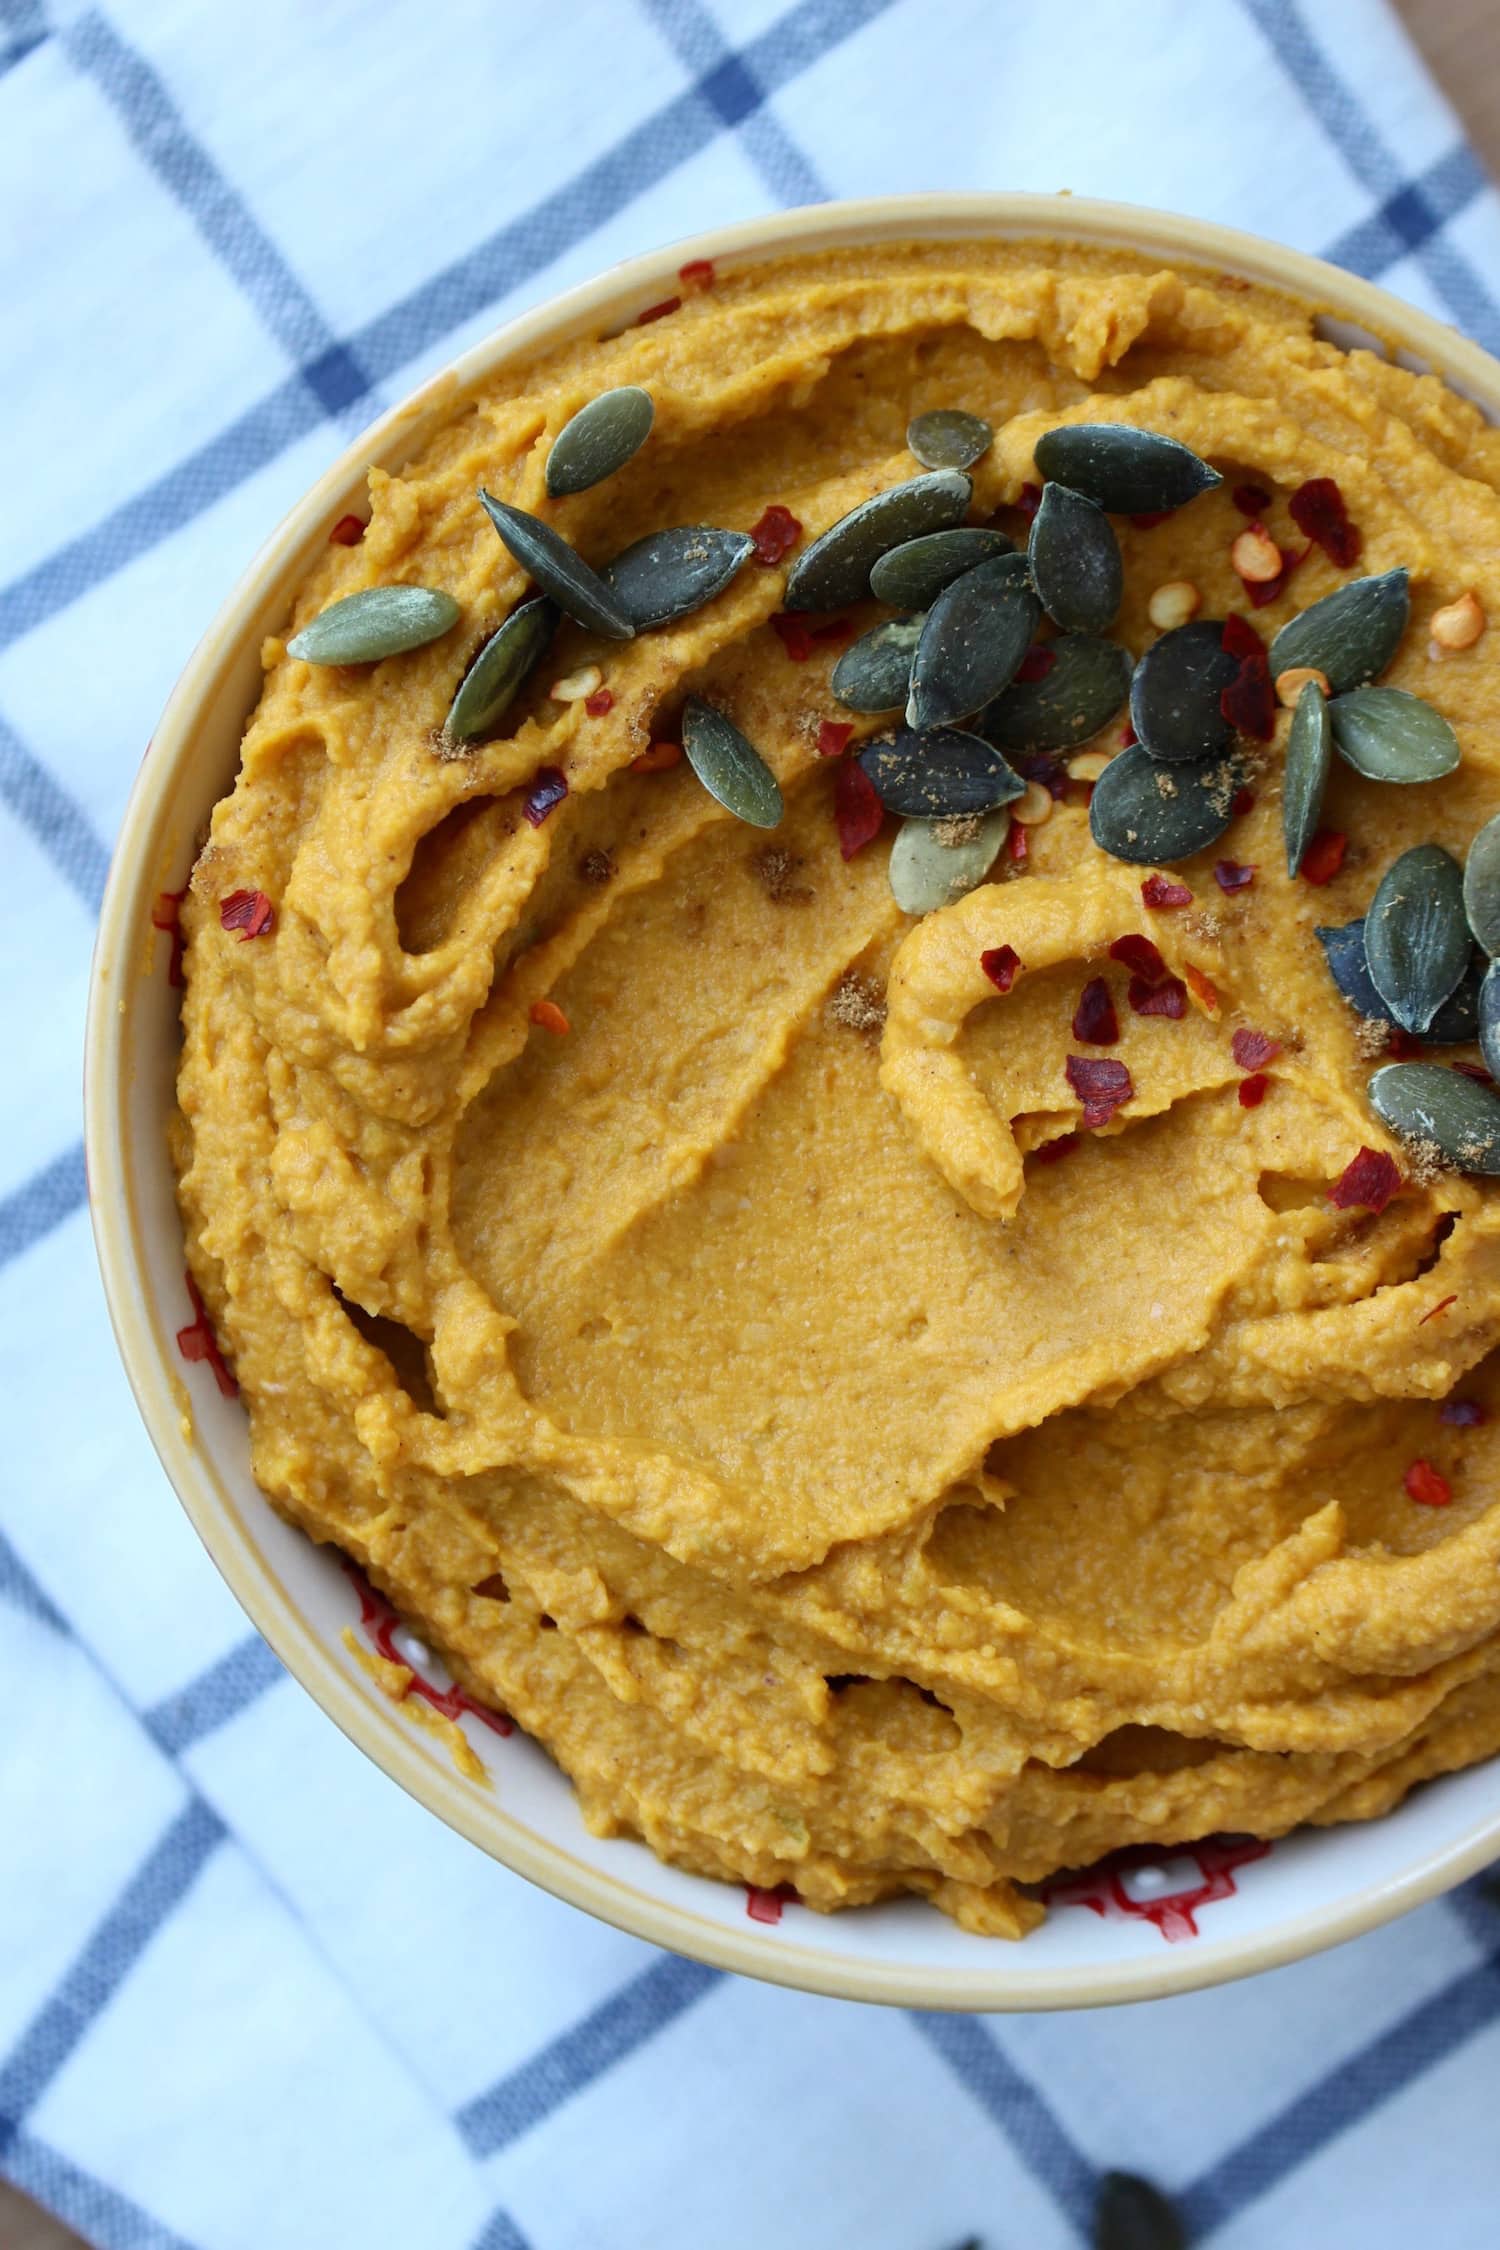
174,241,1500,1937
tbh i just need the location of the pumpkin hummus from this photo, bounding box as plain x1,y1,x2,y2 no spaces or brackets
173,241,1500,1937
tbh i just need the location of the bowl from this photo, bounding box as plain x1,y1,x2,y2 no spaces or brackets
86,191,1500,2010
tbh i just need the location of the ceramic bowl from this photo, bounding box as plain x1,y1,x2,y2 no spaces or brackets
86,193,1500,2009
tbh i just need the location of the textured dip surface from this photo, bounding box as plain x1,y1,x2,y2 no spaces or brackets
174,241,1500,1936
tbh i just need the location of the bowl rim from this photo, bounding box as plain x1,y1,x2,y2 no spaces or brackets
85,189,1500,2011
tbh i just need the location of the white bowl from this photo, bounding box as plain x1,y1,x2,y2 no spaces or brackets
86,192,1500,2010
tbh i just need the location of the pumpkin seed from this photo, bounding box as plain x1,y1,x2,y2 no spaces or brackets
1368,1059,1500,1174
681,696,782,828
1464,810,1500,954
1094,2170,1185,2250
444,596,556,743
1316,917,1480,1044
545,385,654,497
907,408,993,471
1032,425,1220,515
1269,567,1409,694
907,556,1040,729
869,527,1014,609
1029,481,1123,633
1129,618,1237,764
857,726,1026,817
1479,959,1500,1079
1365,843,1470,1034
477,488,634,640
782,470,972,611
831,615,925,712
981,633,1131,752
1089,740,1244,865
1282,677,1332,878
887,807,1010,915
602,525,754,630
1328,685,1460,783
287,584,461,664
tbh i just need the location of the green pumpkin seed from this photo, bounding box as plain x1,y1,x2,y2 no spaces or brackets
1269,567,1409,694
287,584,461,665
545,386,654,497
783,470,972,611
831,615,925,713
1032,425,1220,516
444,596,556,743
477,488,634,640
888,807,1010,915
1317,917,1480,1044
1089,740,1244,865
681,696,782,828
1368,1059,1500,1174
1283,677,1332,878
907,408,993,471
1029,482,1122,633
981,633,1131,752
869,527,1013,608
1094,2171,1185,2250
857,726,1025,817
1129,619,1237,764
1464,810,1500,954
907,556,1040,730
601,525,754,630
1479,959,1500,1079
1328,685,1460,783
1365,843,1470,1033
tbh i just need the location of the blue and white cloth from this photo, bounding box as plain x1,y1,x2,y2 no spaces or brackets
6,2,1500,2244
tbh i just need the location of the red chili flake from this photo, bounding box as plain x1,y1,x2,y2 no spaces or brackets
523,766,569,826
1238,1072,1270,1109
584,687,614,717
219,888,275,940
529,998,570,1036
328,512,365,546
1329,1147,1402,1214
1007,821,1029,865
816,719,854,759
834,760,884,860
1214,859,1256,894
1403,1458,1452,1507
1142,875,1193,910
1129,973,1187,1019
631,741,682,774
1016,482,1043,521
1441,1399,1487,1428
1420,1293,1459,1326
151,884,189,986
1015,644,1057,684
1220,659,1276,740
812,618,854,645
1130,509,1175,529
1453,1060,1494,1083
175,1273,237,1398
1231,787,1257,817
771,612,814,661
980,945,1022,993
1035,1133,1079,1166
345,1564,512,1738
751,504,802,565
1231,1028,1282,1070
1119,720,1138,747
1388,1028,1425,1060
1221,613,1266,662
1020,752,1069,800
1246,544,1310,610
634,294,681,325
1109,933,1168,983
1072,976,1120,1045
1231,482,1272,517
1289,476,1361,569
677,257,715,292
1300,828,1348,886
745,1884,793,1924
1065,1054,1134,1129
1184,963,1220,1015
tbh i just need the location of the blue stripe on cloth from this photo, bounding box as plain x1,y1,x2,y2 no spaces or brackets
4,2127,203,2250
639,0,829,205
0,1799,224,2161
59,8,377,408
456,1954,722,2158
143,1634,284,1756
909,2014,1097,2237
470,2209,536,2250
0,1142,88,1274
1323,143,1489,283
0,0,898,659
0,716,110,910
0,1523,66,1633
1242,0,1500,353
